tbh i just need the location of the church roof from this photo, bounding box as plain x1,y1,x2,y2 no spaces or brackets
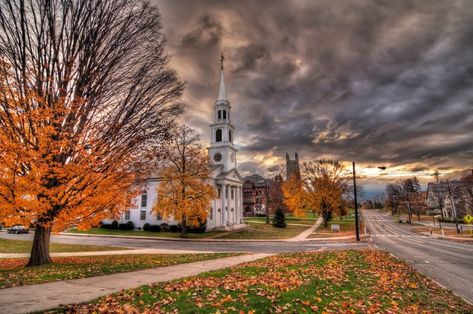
215,168,244,183
243,173,266,183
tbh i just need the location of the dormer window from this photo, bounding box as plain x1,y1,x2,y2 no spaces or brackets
216,129,222,142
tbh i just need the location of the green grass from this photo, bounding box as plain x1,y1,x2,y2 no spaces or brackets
244,213,318,226
0,238,127,254
53,250,473,313
309,213,356,238
215,221,308,239
0,253,235,288
66,228,223,239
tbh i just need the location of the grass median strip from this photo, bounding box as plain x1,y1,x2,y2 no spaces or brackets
215,222,308,239
0,238,128,254
0,253,235,289
55,250,473,313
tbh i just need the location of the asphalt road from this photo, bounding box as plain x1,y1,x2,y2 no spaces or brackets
0,232,367,254
363,209,473,304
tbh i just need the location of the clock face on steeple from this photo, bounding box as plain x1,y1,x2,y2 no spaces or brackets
214,153,222,162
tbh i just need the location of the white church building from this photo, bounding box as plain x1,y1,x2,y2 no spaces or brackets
118,56,245,231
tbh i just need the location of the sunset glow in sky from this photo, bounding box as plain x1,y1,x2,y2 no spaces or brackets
157,0,473,189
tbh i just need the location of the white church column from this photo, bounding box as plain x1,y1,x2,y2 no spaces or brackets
234,186,240,224
232,186,236,224
238,186,242,223
221,184,226,226
240,186,243,223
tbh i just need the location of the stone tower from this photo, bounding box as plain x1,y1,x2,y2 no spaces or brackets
286,152,301,180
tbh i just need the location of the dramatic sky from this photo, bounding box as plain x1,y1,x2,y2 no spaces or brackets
156,0,473,191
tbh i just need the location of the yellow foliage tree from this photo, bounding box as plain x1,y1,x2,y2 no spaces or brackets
303,160,348,227
282,176,307,217
153,126,216,237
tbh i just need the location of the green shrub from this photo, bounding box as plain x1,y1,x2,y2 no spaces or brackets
143,223,150,231
118,221,134,230
187,219,207,233
160,223,169,232
111,220,119,230
169,224,181,232
148,224,161,232
272,208,287,228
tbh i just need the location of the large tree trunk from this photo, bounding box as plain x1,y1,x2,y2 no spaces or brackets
180,217,188,238
322,210,329,227
27,225,52,267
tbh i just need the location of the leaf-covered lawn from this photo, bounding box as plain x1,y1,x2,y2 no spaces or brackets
0,253,234,289
57,250,473,313
215,222,308,239
0,238,128,253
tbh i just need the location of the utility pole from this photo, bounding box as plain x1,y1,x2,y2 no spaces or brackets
407,198,412,224
353,162,360,241
447,180,460,234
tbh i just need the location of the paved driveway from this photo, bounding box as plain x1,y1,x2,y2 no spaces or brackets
363,210,473,304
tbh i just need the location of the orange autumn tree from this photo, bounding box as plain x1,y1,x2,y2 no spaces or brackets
303,160,348,227
0,1,183,266
153,126,216,237
282,175,307,217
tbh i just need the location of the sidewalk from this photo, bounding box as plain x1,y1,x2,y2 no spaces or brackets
287,217,323,241
0,248,218,259
0,253,273,314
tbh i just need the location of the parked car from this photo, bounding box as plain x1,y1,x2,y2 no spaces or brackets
8,225,29,234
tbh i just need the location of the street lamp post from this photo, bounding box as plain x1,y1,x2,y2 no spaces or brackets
352,162,360,241
352,163,386,242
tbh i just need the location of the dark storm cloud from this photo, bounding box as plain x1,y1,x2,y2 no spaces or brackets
157,0,473,180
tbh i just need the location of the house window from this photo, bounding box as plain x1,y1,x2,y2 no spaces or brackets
225,187,228,199
223,110,226,119
218,110,221,119
156,213,162,220
125,211,130,220
231,188,234,199
229,130,232,142
216,129,222,142
140,210,146,220
141,192,147,208
209,208,213,220
218,187,221,198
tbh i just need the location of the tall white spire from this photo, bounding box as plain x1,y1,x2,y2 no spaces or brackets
218,53,226,101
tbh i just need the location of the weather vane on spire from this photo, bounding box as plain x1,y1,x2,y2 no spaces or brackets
220,52,225,70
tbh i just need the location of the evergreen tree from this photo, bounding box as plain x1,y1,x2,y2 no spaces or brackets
272,207,287,228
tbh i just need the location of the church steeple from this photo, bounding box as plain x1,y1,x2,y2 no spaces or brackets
218,53,226,101
209,53,237,172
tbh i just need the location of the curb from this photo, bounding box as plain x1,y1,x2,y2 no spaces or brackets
58,231,367,243
59,232,288,242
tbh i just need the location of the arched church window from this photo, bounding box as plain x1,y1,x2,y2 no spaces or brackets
223,110,227,119
218,110,221,119
229,130,233,142
216,129,222,142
